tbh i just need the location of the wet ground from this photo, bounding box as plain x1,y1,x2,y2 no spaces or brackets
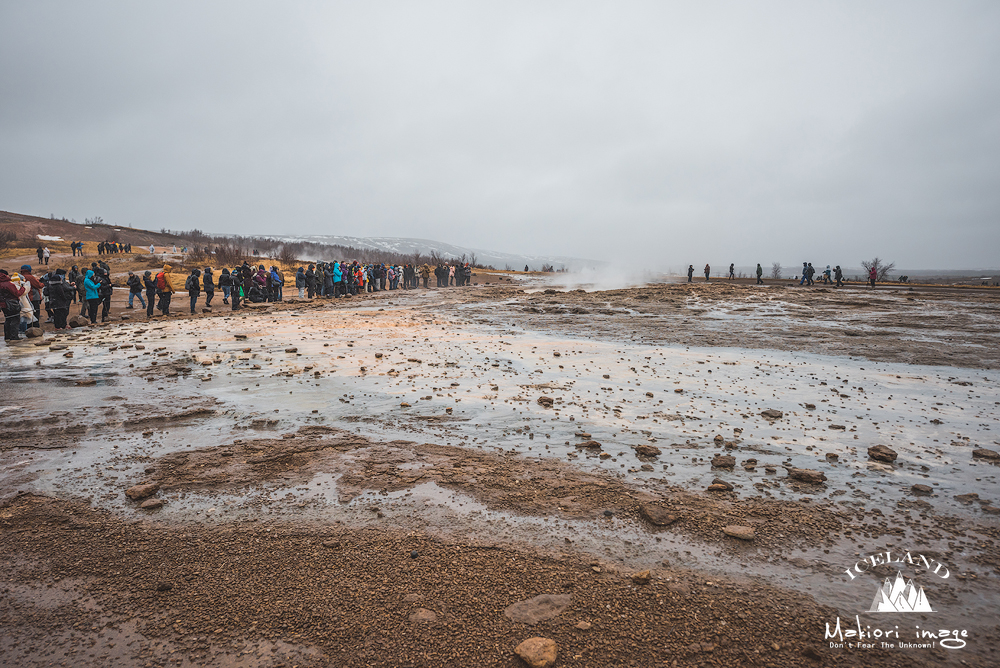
2,279,999,667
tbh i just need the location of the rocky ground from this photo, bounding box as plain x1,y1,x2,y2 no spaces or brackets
2,278,999,667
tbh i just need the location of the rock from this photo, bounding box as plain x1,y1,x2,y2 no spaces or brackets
785,468,827,483
825,453,839,461
536,396,554,408
711,478,733,490
638,504,676,526
973,448,1000,460
711,454,736,468
285,347,298,353
631,570,652,585
645,392,653,397
633,444,661,457
120,314,130,320
742,458,758,468
124,483,160,500
155,582,173,592
868,445,898,462
760,409,783,420
399,402,411,408
75,379,97,386
674,388,683,393
68,315,88,328
713,434,724,444
25,327,43,338
201,308,212,313
723,525,755,540
139,498,163,510
234,334,247,339
955,493,979,504
829,424,846,430
576,440,602,449
804,403,816,410
598,452,611,459
911,484,933,495
707,484,730,492
408,608,437,623
503,594,572,626
514,637,558,668
403,593,422,602
321,540,340,548
410,550,419,559
575,621,592,630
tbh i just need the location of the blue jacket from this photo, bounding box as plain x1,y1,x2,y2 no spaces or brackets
333,262,342,282
83,270,100,300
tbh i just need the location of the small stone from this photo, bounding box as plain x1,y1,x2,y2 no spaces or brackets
711,454,736,468
399,402,411,408
576,440,602,449
322,540,340,548
760,409,783,420
155,582,173,592
645,392,653,397
633,444,661,457
972,448,1000,460
713,434,724,444
575,621,592,630
25,327,43,338
375,352,383,358
410,550,419,559
202,308,212,313
536,396,554,408
603,510,613,517
514,637,558,668
825,453,839,461
804,403,816,409
75,379,97,386
785,467,827,483
598,452,611,459
638,504,676,526
674,388,683,393
707,484,730,492
868,444,898,462
124,483,160,500
829,424,846,430
408,608,437,623
631,570,652,584
955,493,979,504
723,525,755,540
139,498,163,510
911,484,933,495
285,347,298,353
711,478,733,490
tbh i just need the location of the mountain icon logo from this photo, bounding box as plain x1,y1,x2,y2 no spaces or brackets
868,571,934,612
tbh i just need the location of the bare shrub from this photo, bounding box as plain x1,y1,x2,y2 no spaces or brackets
770,262,782,279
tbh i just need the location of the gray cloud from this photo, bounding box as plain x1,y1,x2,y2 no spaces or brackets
2,1,998,269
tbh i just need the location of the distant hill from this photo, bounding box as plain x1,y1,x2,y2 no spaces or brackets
271,234,604,271
0,210,183,247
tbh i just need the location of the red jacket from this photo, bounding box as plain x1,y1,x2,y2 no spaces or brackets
0,271,26,303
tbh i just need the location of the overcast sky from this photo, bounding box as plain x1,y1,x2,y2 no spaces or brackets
2,1,998,269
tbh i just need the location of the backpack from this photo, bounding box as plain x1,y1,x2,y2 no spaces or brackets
185,275,197,291
156,272,167,290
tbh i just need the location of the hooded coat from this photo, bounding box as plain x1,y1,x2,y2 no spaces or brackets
83,270,100,300
158,265,176,293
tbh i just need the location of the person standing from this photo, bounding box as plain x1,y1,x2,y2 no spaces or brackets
36,246,44,264
67,266,81,305
704,264,711,281
230,266,243,310
449,264,455,286
728,263,735,280
806,263,815,286
43,247,50,265
83,269,101,323
44,269,72,329
756,263,763,285
97,268,113,322
295,267,305,298
126,271,146,310
834,265,844,288
305,264,316,298
156,264,175,315
143,271,156,317
20,265,44,327
203,267,215,307
687,265,694,282
185,269,201,314
869,266,877,288
1,269,26,342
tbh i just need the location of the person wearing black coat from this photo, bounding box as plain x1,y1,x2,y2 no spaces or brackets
67,266,81,304
218,268,232,304
143,271,157,318
305,265,317,298
97,269,113,322
43,269,73,329
203,267,215,307
230,266,242,310
185,269,201,314
126,271,145,310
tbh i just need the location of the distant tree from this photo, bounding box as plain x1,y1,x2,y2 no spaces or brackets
85,216,104,226
861,257,896,283
469,252,478,267
770,262,782,279
278,243,300,266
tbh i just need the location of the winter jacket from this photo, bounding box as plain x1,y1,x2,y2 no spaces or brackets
218,270,233,288
44,274,73,309
295,268,306,288
143,273,157,294
0,270,26,312
333,262,342,282
270,268,283,286
203,269,215,292
158,264,176,294
97,271,113,298
185,271,201,295
22,271,44,302
83,270,101,300
127,274,142,294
